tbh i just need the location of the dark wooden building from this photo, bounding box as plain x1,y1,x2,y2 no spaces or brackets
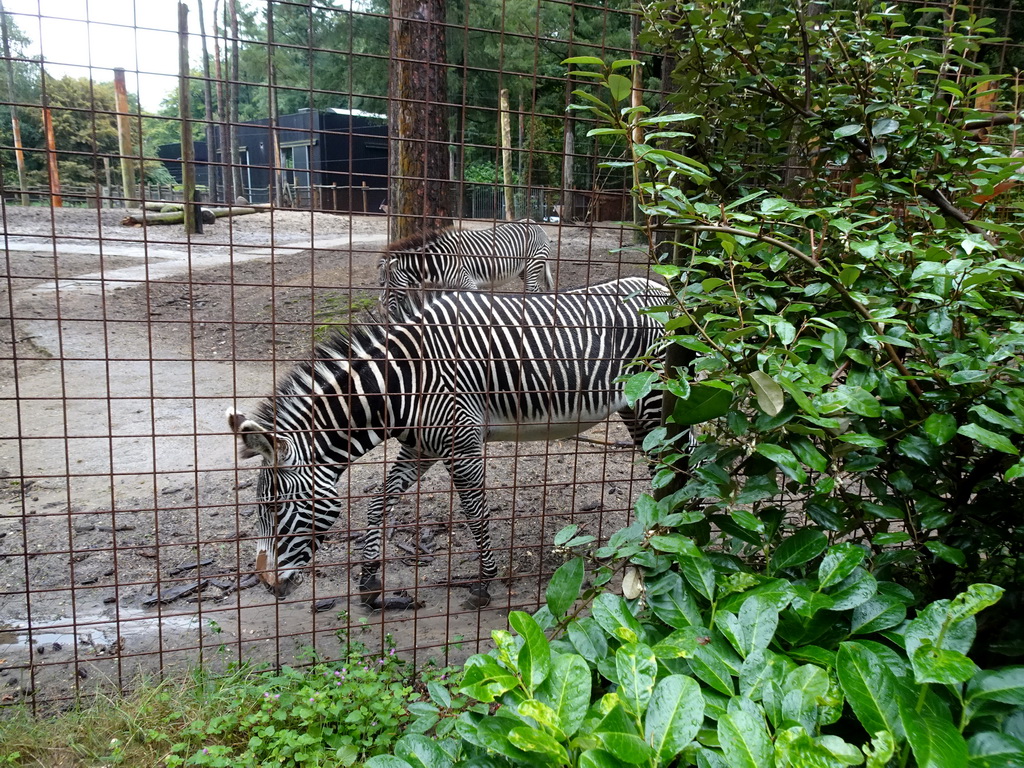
159,109,388,212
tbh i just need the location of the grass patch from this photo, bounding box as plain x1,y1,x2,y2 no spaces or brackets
0,637,455,768
314,293,380,340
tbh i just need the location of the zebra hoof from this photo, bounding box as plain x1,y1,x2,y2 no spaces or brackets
466,584,491,609
358,573,382,607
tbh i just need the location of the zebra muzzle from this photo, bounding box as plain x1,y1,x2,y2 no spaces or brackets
256,550,298,598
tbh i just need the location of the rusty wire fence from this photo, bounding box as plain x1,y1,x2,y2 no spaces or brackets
0,0,657,712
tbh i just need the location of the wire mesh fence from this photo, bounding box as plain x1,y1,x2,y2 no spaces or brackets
5,0,1024,716
0,0,654,712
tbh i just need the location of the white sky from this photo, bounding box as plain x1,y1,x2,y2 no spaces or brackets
3,0,223,111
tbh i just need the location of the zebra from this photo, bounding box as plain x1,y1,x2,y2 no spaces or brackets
228,276,671,609
377,221,553,319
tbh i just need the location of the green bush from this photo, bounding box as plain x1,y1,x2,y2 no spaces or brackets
374,547,1022,767
374,3,1024,767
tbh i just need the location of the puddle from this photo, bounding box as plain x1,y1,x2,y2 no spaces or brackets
0,607,200,654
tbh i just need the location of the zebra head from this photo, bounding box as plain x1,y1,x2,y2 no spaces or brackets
227,408,343,598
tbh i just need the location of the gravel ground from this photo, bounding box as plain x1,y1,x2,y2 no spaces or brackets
0,205,656,709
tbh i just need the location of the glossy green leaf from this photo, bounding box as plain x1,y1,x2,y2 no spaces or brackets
872,117,899,136
948,583,1005,623
647,572,702,628
460,656,520,702
624,371,659,407
749,371,785,416
568,617,609,664
958,423,1019,455
616,643,658,716
836,642,905,739
834,123,863,138
596,733,653,765
592,593,645,644
718,709,774,768
365,757,415,768
577,749,622,768
394,734,453,768
509,611,551,693
607,73,632,102
644,675,704,763
818,543,866,589
902,699,969,768
851,594,907,635
679,552,717,602
508,727,570,763
536,653,592,737
828,567,877,611
673,383,733,425
546,557,584,618
770,529,828,574
689,641,737,697
966,666,1024,707
755,443,808,484
911,640,978,685
737,594,780,657
967,732,1024,767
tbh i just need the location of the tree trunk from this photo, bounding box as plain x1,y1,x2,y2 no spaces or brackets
389,0,452,240
122,206,256,226
178,2,198,234
560,71,575,223
113,68,136,205
267,0,284,208
499,88,514,220
213,0,230,202
197,0,217,202
227,0,244,201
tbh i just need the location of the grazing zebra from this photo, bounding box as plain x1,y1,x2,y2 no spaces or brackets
378,221,553,319
228,276,670,608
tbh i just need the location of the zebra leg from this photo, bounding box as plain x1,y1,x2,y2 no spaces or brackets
360,444,436,607
523,258,551,292
444,453,494,608
618,391,665,453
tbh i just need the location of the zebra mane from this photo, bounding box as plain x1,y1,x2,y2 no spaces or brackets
254,320,391,430
384,227,457,253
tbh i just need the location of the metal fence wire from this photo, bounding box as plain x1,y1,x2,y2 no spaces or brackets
4,0,1023,714
0,0,653,711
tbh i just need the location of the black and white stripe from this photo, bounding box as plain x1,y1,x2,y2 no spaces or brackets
378,222,553,319
229,276,671,606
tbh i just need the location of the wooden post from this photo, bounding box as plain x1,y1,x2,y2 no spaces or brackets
42,106,61,207
178,3,198,233
113,68,136,207
103,156,112,208
0,0,28,205
499,88,514,221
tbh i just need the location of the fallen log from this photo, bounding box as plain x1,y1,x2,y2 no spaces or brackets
121,206,258,226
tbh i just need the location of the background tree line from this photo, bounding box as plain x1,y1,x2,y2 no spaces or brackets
0,0,650,213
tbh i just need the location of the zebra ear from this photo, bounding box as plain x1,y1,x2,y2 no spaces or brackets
227,408,291,463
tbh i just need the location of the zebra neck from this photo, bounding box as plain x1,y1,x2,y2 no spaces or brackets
290,356,392,465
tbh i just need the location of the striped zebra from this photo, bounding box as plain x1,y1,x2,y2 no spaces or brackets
228,276,670,608
378,221,553,319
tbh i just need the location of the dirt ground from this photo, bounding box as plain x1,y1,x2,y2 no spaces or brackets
0,206,655,709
